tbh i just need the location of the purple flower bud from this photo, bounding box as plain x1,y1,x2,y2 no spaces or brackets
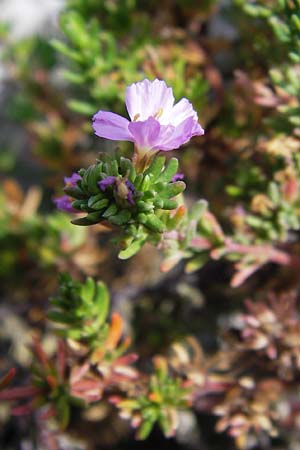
125,180,136,206
172,173,185,182
125,180,136,191
98,176,117,192
98,176,136,206
64,173,81,188
54,195,76,213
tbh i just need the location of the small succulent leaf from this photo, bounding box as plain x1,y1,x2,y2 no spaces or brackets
80,211,104,224
48,311,79,325
145,156,166,179
87,193,105,208
118,239,145,259
90,198,110,210
81,277,95,304
103,203,118,218
136,201,154,213
136,418,155,440
154,199,178,210
159,181,185,198
141,175,151,191
64,186,86,199
141,214,165,233
189,199,208,221
56,396,70,430
157,158,179,182
109,210,132,225
95,281,110,326
185,253,209,273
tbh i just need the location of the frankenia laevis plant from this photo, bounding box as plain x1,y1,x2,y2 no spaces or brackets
92,78,204,170
54,78,204,258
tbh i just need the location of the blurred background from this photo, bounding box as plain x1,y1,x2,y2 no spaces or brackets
1,1,300,449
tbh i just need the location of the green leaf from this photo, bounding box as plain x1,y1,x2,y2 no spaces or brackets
189,200,208,220
110,160,119,177
91,198,109,210
136,419,155,440
95,281,110,326
83,165,101,194
268,182,280,204
226,185,242,197
71,200,86,210
245,215,265,228
157,158,179,182
289,51,300,63
56,396,70,430
118,239,144,259
71,211,102,225
51,39,83,62
103,203,118,218
141,174,151,191
67,99,96,115
153,199,178,210
81,277,95,304
159,414,172,437
134,174,144,190
136,201,154,213
109,210,132,225
88,193,105,208
185,253,209,273
160,181,185,198
291,13,300,31
120,157,135,180
48,311,78,325
139,214,165,233
64,186,86,199
145,156,166,179
62,70,85,84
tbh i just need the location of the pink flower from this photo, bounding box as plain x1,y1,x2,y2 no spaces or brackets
92,79,204,153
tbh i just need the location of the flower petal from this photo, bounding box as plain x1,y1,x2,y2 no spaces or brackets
93,79,204,152
168,98,199,127
128,117,161,151
92,111,133,141
157,117,204,151
125,79,174,122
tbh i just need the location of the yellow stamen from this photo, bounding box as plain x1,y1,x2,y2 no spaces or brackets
154,107,163,119
133,113,140,121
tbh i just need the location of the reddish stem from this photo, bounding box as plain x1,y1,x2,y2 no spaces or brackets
0,385,40,401
225,240,292,265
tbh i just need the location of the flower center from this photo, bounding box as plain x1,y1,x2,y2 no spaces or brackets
153,108,163,120
133,108,163,122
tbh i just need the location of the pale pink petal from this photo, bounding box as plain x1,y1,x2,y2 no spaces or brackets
156,117,204,151
126,79,174,122
93,79,204,152
92,111,133,141
128,117,161,151
168,98,198,126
